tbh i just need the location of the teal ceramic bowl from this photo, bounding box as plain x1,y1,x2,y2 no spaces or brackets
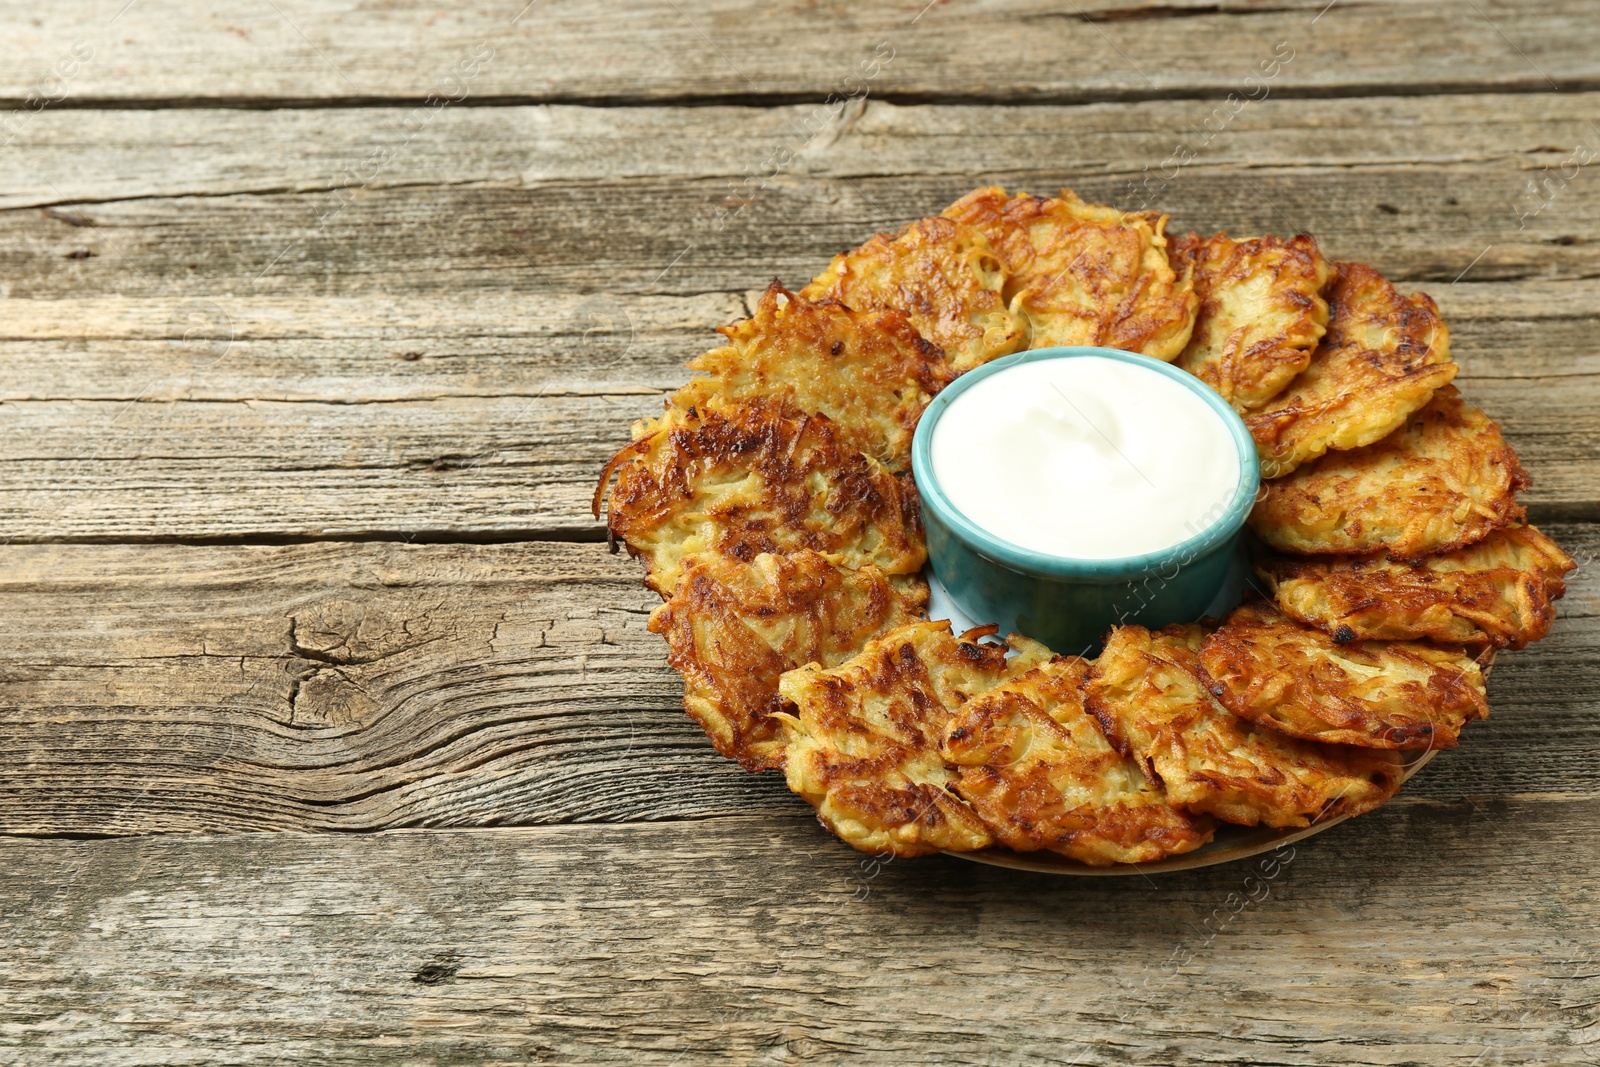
911,346,1260,654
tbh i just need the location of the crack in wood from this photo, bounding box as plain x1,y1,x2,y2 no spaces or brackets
11,77,1600,111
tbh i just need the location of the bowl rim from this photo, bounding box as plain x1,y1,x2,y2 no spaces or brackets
911,346,1262,580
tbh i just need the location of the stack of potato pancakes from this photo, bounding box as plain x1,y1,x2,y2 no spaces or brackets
595,187,1572,866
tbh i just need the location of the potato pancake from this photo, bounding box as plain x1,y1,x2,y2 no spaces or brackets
1255,525,1574,650
801,215,1026,373
650,550,926,771
940,655,1215,865
672,283,954,472
1246,261,1457,478
1086,624,1404,828
1250,384,1529,558
596,397,925,596
776,621,1052,856
942,186,1197,360
1196,601,1488,750
1172,232,1336,412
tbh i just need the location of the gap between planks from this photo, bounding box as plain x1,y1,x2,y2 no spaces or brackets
17,76,1600,113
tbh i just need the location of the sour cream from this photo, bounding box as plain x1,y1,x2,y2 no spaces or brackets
928,355,1242,560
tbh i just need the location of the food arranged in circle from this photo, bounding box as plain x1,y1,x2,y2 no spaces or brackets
594,186,1574,868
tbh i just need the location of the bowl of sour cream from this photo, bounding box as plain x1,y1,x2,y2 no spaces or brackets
911,346,1260,653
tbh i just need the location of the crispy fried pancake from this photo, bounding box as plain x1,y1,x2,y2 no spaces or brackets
597,397,925,596
940,655,1215,865
942,186,1197,360
1250,385,1529,559
1172,232,1336,412
649,550,927,771
672,283,954,472
1196,601,1488,750
1255,525,1574,650
1086,624,1404,828
1246,261,1457,478
776,621,1053,856
801,215,1026,373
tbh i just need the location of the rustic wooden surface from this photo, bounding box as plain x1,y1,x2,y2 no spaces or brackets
2,2,1598,1063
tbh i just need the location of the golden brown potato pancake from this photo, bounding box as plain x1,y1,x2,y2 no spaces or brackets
1086,623,1404,828
776,621,1053,857
1255,525,1575,650
1172,232,1336,412
1246,261,1457,478
942,186,1197,360
940,655,1215,865
649,550,927,771
1250,384,1529,559
801,215,1026,373
596,397,925,596
1196,601,1488,750
672,283,954,473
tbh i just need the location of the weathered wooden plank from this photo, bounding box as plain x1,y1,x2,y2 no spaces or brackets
2,806,1598,1066
3,0,1598,107
0,392,637,541
4,94,1600,210
0,292,742,401
0,282,1595,402
4,163,1598,305
0,533,1593,835
1,96,1598,305
0,540,791,832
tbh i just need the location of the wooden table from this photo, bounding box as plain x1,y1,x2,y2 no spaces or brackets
2,2,1598,1063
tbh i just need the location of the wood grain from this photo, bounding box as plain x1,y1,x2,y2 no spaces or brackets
5,94,1600,210
0,292,742,401
0,283,1596,402
3,806,1598,1066
3,7,1598,1061
2,0,1597,107
0,531,1592,835
4,94,1600,303
0,540,787,832
6,156,1599,302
